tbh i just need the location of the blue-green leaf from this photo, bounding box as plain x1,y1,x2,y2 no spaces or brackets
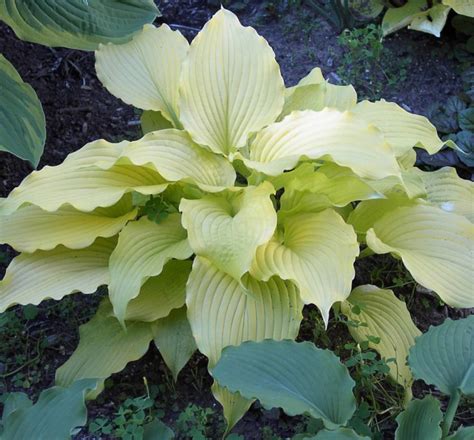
212,340,356,429
395,396,442,440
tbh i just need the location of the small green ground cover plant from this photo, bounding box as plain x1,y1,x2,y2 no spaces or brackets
0,7,473,438
336,24,410,100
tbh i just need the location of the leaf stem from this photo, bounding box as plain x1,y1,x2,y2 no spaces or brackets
442,390,461,438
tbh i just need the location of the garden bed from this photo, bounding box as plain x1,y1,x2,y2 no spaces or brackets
0,1,472,439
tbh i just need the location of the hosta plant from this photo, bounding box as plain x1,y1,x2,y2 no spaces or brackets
0,7,473,434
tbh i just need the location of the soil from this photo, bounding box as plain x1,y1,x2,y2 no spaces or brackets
0,1,472,439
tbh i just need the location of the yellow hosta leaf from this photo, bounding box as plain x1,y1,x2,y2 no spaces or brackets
180,183,277,280
341,285,421,391
348,195,417,234
409,5,450,37
152,306,197,381
292,67,325,88
412,167,474,222
126,260,192,322
244,109,400,179
120,129,236,191
0,196,136,253
443,0,474,16
96,24,188,126
56,300,153,397
108,214,192,323
280,163,383,217
281,82,357,117
0,162,167,214
352,100,444,156
366,169,426,200
179,8,284,155
187,257,303,430
0,237,116,312
251,209,359,325
366,205,474,308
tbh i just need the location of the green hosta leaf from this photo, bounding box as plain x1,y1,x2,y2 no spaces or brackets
352,100,443,156
312,428,370,439
125,260,192,322
447,427,474,440
2,393,32,420
141,111,173,134
96,24,187,126
0,195,136,253
0,237,116,312
179,9,285,156
180,183,276,280
458,107,474,131
0,54,45,167
395,396,443,440
143,419,175,440
212,340,356,429
243,109,400,179
412,167,474,222
55,300,153,397
186,257,303,431
408,316,474,396
341,285,421,391
152,306,197,381
251,209,359,326
108,214,192,324
0,0,160,51
1,379,98,440
366,205,474,308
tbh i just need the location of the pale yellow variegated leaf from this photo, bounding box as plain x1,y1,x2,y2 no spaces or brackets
126,260,192,322
179,8,284,155
366,205,474,308
251,209,359,325
280,163,383,217
0,196,136,253
352,100,444,156
341,285,421,392
411,167,474,222
180,183,276,280
243,109,400,179
348,195,418,234
443,0,474,16
96,24,188,127
120,129,236,191
281,82,357,117
0,237,116,312
56,300,153,398
109,214,192,323
0,163,167,214
187,256,303,430
293,67,325,88
152,306,197,381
